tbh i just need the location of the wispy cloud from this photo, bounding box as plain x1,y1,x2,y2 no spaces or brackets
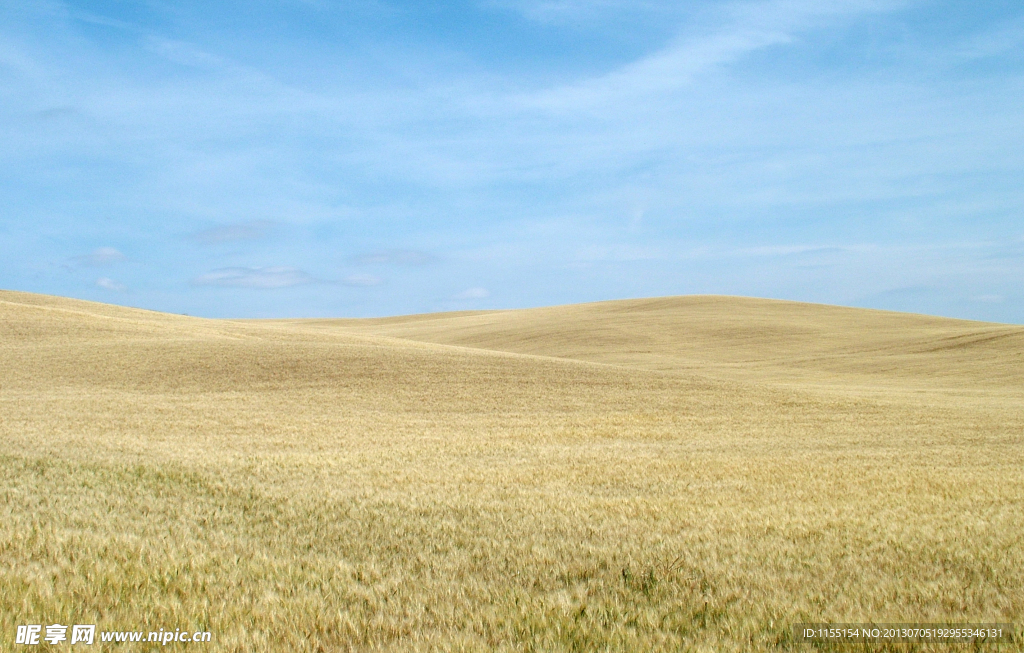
523,0,900,111
33,106,77,121
95,277,126,291
973,294,1004,303
72,247,126,267
2,0,1022,322
985,241,1024,260
730,245,849,258
342,273,383,287
192,266,318,288
573,244,663,263
486,0,682,26
68,10,138,32
0,39,44,79
188,221,275,244
145,35,229,70
455,287,490,299
349,249,436,266
956,18,1024,60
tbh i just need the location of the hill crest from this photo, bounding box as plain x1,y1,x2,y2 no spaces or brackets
4,290,1022,392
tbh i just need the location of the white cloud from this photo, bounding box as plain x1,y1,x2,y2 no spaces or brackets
188,220,274,244
192,266,317,289
73,247,126,266
69,10,137,31
486,0,677,25
145,36,227,70
0,39,45,79
342,273,383,287
732,245,848,258
522,0,895,112
973,294,1004,303
957,19,1024,60
350,249,437,266
95,277,126,291
455,287,490,299
574,244,663,262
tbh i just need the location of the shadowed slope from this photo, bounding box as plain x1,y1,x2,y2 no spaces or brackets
290,296,1024,391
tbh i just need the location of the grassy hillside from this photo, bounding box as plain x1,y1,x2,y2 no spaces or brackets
2,290,1022,651
288,295,1024,392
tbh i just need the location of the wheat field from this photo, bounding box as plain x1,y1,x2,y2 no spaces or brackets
1,289,1022,651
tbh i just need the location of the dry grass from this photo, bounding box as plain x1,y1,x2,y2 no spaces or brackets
1,290,1022,651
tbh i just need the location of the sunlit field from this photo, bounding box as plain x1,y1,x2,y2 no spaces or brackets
2,290,1022,651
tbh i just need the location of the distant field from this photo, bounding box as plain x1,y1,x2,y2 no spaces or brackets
2,290,1022,651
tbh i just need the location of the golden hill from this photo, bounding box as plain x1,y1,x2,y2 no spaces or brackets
2,290,1022,652
277,295,1024,392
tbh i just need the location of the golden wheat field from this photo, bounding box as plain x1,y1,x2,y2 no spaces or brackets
1,289,1022,651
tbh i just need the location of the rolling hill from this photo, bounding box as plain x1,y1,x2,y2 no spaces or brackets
2,290,1021,652
276,295,1024,392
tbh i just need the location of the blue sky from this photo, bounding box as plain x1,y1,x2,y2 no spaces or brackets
1,0,1022,320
